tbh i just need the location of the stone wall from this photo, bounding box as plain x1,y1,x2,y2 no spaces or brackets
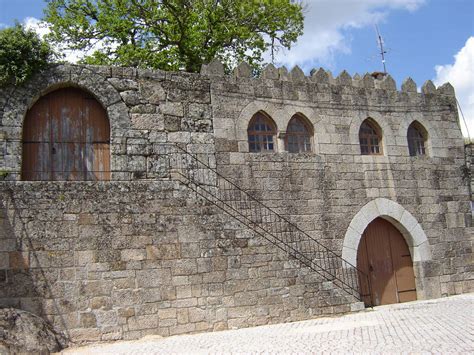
0,63,472,343
0,181,354,342
466,143,473,199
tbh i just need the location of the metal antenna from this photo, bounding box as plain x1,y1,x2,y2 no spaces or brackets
375,24,387,73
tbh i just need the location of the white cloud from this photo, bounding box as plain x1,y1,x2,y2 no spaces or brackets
272,0,425,71
23,17,101,63
434,37,474,138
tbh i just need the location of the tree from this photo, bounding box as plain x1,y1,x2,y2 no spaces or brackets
44,0,304,72
0,24,56,86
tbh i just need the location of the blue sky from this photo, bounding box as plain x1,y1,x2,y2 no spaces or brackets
1,0,473,136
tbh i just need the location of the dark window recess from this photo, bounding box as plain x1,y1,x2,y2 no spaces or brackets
248,113,277,152
359,120,382,155
286,116,313,153
407,123,426,156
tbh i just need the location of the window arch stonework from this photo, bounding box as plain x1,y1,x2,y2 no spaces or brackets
285,115,313,153
407,122,427,156
359,119,383,155
247,112,277,152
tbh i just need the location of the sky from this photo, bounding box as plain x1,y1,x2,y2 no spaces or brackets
1,0,473,137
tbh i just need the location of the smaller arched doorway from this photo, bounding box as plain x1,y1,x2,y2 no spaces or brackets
357,218,417,306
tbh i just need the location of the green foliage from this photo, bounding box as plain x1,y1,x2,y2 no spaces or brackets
0,24,55,86
44,0,304,72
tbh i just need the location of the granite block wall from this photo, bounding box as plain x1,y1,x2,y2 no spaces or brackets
0,63,471,343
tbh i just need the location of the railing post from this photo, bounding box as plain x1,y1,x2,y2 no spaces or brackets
168,143,370,302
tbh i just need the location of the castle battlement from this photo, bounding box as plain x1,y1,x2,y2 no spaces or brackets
0,63,471,345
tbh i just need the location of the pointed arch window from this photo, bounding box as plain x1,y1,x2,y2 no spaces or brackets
359,119,382,155
247,112,276,152
286,115,313,153
22,87,110,181
407,122,427,156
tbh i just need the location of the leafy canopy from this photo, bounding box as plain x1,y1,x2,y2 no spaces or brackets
44,0,304,72
0,24,55,86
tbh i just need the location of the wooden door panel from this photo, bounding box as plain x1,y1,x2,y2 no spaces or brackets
22,88,110,181
22,96,51,180
83,95,110,180
357,218,417,306
92,144,110,181
398,290,417,303
364,218,397,306
356,235,372,306
389,226,417,300
394,256,417,292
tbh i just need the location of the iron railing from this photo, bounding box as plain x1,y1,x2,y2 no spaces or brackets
163,144,370,302
15,140,370,301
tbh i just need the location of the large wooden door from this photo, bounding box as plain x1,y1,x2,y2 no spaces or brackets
357,218,417,306
22,88,110,181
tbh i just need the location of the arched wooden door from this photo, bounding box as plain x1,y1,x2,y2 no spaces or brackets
22,87,110,181
357,218,417,306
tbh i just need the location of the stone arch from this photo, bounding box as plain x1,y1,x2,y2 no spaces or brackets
22,87,111,181
235,101,282,143
399,115,437,157
285,113,314,153
281,107,322,153
247,111,278,152
236,101,322,153
3,65,129,133
342,198,431,267
2,65,130,178
349,112,395,156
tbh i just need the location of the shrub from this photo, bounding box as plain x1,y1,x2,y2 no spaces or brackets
0,24,55,87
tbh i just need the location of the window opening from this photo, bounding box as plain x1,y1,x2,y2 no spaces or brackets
248,112,277,152
359,119,382,155
286,115,313,153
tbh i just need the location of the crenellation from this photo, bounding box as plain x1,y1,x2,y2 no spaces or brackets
278,66,289,81
422,80,437,94
200,59,225,77
289,66,306,82
262,64,279,80
0,62,470,345
336,70,353,86
437,82,456,96
362,73,375,89
381,75,397,91
402,77,418,93
233,62,253,78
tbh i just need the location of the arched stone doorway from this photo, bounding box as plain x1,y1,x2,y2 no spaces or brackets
342,198,435,304
357,217,417,306
22,87,110,181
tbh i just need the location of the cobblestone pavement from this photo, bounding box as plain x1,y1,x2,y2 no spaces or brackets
61,294,473,354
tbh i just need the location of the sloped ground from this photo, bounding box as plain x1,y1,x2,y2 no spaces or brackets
59,294,473,354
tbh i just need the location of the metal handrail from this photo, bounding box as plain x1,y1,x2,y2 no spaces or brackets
166,143,370,302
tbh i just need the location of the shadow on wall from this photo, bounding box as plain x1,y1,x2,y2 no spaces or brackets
0,188,71,341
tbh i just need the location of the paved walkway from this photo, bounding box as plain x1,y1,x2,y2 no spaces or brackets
61,294,473,354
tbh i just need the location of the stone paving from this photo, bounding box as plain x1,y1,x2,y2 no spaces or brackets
61,294,474,354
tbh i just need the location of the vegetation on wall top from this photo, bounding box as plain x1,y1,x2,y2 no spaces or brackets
0,24,56,87
43,0,304,72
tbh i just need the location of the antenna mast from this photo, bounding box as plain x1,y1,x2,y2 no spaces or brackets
375,25,387,73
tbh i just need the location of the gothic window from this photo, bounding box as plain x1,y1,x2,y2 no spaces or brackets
407,122,427,156
22,87,110,181
247,112,277,152
359,119,382,155
286,115,313,153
